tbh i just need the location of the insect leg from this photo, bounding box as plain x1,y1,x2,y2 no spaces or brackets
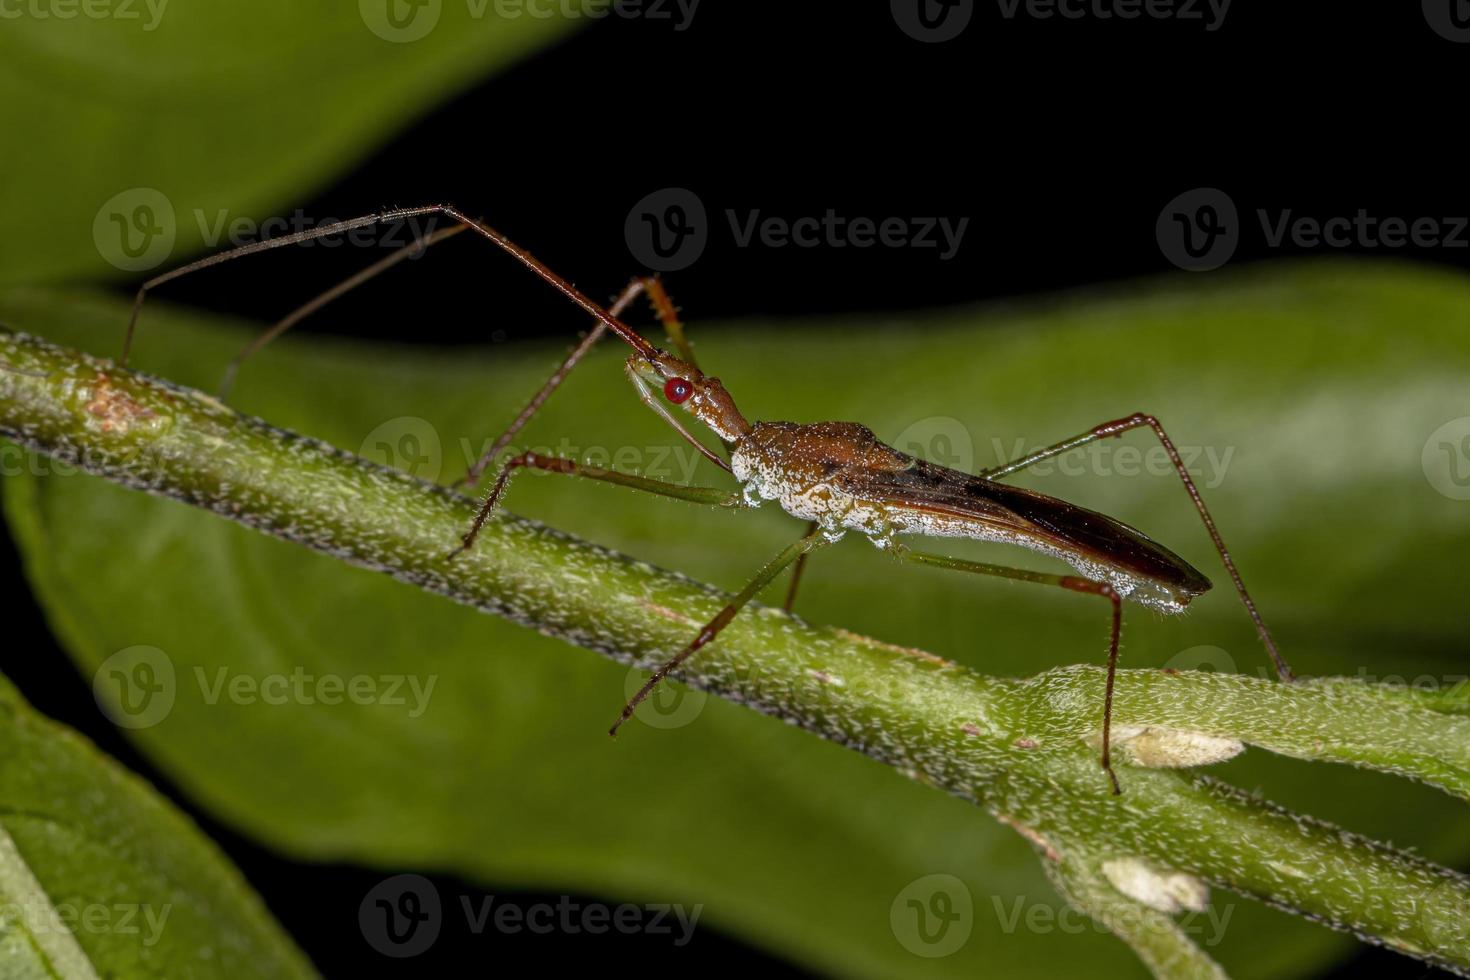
895,547,1124,795
458,274,697,489
611,526,827,735
217,222,470,400
782,520,821,612
445,451,744,561
641,276,699,370
976,412,1293,683
456,279,647,489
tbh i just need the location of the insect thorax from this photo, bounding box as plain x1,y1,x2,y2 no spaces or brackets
731,421,898,543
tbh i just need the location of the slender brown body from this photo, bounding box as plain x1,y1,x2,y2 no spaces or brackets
731,420,1212,613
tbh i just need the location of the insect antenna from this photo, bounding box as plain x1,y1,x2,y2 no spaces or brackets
121,205,661,367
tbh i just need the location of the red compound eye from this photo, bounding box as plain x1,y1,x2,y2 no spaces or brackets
664,377,694,404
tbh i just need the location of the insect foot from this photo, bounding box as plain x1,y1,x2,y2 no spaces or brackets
1101,858,1210,915
1092,725,1245,769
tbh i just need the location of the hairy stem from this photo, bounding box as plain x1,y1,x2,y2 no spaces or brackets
2,329,1468,978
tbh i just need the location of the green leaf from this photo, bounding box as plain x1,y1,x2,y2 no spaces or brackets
0,672,314,978
0,2,577,283
3,260,1469,978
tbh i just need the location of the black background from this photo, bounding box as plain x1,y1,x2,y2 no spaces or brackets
6,2,1468,976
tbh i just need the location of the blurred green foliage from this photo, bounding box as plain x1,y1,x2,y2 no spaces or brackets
0,673,312,977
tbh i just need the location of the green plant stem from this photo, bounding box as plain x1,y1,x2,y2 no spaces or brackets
1044,846,1229,980
2,329,1468,978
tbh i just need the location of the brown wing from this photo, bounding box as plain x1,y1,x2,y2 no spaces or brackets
839,455,1211,600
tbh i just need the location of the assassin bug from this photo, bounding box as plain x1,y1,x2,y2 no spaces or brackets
122,205,1296,793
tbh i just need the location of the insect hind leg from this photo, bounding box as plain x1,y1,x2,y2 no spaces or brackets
896,546,1124,794
976,412,1294,683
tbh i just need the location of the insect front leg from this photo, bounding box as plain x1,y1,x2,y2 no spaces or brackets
445,451,745,561
976,412,1293,683
456,278,649,489
894,546,1124,795
458,274,701,489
